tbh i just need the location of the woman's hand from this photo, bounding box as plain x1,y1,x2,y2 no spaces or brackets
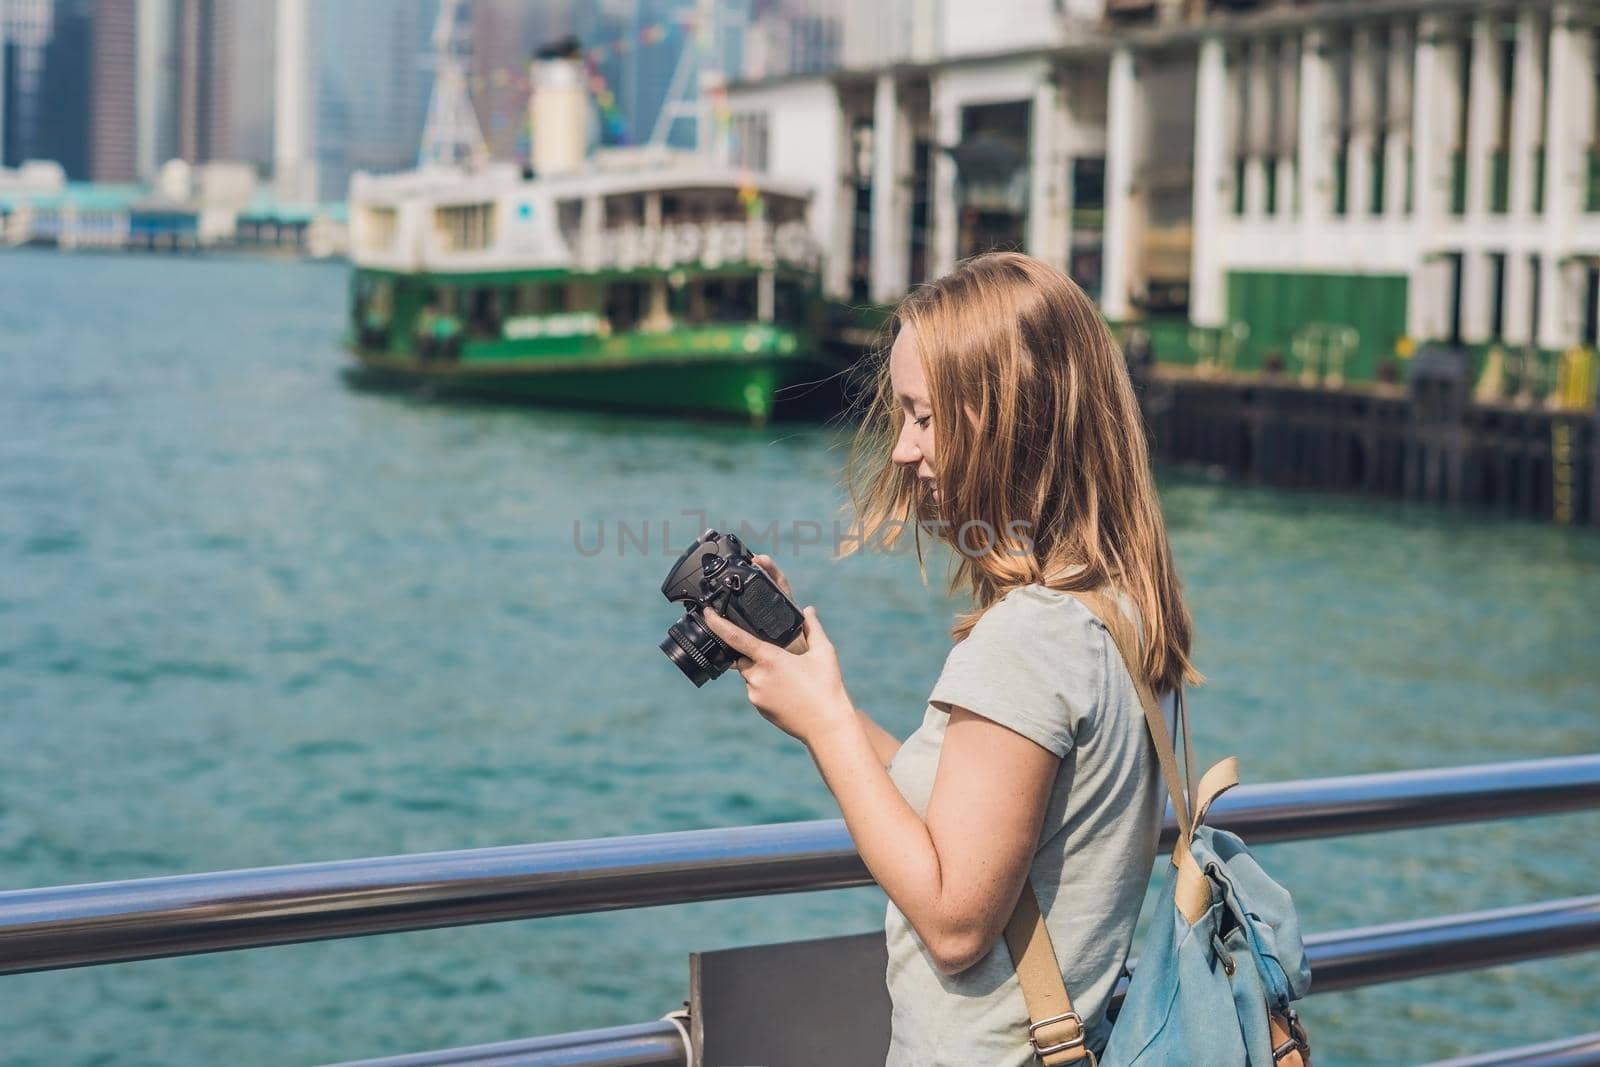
701,603,854,747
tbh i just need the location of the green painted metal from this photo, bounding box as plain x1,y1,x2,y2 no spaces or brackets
1333,142,1350,216
1450,150,1467,216
1224,270,1409,382
1587,148,1600,213
347,347,820,422
1490,149,1510,215
1533,147,1546,215
1370,145,1386,216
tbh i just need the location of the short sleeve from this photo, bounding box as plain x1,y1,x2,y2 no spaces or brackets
927,587,1105,758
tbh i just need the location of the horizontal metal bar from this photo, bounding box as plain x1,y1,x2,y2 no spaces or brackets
1421,1031,1600,1067
0,754,1596,975
322,1020,688,1067
1300,894,1600,993
326,897,1600,1067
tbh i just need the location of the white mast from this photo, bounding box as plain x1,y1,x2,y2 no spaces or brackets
418,0,488,169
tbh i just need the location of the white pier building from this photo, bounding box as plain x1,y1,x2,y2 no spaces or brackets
721,0,1600,380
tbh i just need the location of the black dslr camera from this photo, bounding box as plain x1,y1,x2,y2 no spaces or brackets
659,529,806,687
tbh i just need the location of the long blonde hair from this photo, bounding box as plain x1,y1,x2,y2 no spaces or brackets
842,251,1200,694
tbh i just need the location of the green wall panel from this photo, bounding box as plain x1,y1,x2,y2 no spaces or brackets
1224,269,1409,382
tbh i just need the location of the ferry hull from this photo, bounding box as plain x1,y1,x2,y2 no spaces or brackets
344,347,852,423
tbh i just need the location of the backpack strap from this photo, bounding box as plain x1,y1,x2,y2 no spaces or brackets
1005,588,1236,1062
1071,589,1219,923
1005,880,1096,1065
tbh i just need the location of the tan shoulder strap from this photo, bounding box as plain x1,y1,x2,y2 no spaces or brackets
1004,880,1095,1065
1005,587,1239,1063
1072,589,1195,836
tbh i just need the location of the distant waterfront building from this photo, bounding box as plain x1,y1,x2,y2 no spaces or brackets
724,0,1600,366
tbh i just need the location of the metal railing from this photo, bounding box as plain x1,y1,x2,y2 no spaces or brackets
2,754,1598,1065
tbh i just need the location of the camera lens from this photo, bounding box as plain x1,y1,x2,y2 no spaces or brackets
659,610,738,687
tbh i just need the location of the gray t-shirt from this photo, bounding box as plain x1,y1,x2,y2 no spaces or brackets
884,584,1176,1066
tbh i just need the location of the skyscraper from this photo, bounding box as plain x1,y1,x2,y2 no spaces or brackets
173,0,230,162
135,0,175,178
276,0,437,203
1,0,56,167
36,0,90,177
227,0,272,169
90,0,137,181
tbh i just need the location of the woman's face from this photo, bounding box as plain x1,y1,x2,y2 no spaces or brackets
889,325,939,502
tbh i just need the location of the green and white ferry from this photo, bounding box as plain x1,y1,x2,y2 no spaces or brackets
344,142,848,423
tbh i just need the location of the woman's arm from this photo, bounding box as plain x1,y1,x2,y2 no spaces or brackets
854,707,902,768
701,601,1056,975
807,706,1057,974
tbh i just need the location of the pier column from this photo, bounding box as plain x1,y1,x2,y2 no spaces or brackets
1102,46,1139,321
1462,20,1499,344
871,74,911,305
1509,9,1545,221
1191,36,1229,327
1408,16,1446,339
1464,14,1501,222
929,78,960,280
1273,38,1301,216
824,90,856,301
1384,20,1413,220
1346,26,1377,219
1537,4,1593,350
1028,74,1066,270
1297,28,1332,223
1244,39,1271,217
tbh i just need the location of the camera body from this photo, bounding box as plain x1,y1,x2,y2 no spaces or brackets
659,529,805,687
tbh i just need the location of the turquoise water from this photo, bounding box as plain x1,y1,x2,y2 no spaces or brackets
1,249,1597,1066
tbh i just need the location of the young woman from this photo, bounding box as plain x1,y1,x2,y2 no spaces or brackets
701,251,1199,1065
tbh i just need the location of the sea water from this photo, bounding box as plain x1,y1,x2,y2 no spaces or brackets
2,250,1597,1066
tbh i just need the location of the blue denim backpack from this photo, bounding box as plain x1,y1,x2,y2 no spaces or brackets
1002,590,1312,1067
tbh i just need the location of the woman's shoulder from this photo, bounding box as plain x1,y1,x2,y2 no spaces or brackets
975,583,1111,639
956,585,1114,681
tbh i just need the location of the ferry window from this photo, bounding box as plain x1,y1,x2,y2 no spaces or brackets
568,280,599,313
556,199,583,247
467,288,504,339
606,281,647,332
515,283,545,315
702,276,757,323
435,202,496,252
363,206,398,250
775,278,809,325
